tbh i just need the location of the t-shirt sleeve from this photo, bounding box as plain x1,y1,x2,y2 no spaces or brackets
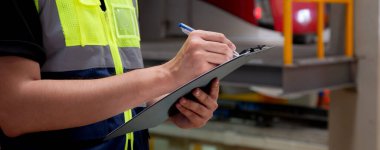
0,0,45,66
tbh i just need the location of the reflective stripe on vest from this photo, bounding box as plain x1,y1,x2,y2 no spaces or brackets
38,0,143,72
36,0,142,149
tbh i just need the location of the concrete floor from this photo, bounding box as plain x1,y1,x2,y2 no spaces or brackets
150,119,328,150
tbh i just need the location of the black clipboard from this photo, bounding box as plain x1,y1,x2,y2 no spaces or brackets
104,45,273,140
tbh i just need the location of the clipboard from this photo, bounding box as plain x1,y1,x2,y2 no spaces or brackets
104,45,273,140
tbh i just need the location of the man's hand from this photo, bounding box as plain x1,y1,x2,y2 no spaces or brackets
170,79,219,129
163,30,236,87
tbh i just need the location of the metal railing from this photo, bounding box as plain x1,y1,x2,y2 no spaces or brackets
283,0,354,65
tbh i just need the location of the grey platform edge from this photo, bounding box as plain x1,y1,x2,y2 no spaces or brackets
143,54,356,95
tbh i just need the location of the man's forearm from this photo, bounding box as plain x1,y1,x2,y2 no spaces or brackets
0,57,177,137
0,30,236,137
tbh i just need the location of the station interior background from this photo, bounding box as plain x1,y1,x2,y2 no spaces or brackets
137,0,378,150
140,1,329,149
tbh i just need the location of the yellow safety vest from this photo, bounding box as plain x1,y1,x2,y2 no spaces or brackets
34,0,142,149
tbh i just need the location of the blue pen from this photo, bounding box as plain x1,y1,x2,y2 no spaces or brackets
178,23,239,57
178,23,194,35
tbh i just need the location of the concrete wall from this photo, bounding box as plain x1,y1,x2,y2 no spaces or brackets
354,0,380,149
330,0,380,149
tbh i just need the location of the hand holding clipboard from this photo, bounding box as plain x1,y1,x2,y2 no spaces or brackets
104,45,273,140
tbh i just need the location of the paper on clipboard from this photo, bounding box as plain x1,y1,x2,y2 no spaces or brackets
104,45,273,141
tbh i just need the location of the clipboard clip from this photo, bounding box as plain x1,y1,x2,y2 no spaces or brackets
239,45,267,55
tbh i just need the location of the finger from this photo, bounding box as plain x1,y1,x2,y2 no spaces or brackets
203,41,233,58
204,52,231,65
209,79,220,100
193,88,218,110
204,42,230,54
191,30,235,50
179,98,211,119
176,103,204,126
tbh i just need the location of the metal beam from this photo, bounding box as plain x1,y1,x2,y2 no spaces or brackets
283,58,355,93
143,56,355,95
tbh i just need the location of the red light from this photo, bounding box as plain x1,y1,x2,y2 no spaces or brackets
254,7,263,20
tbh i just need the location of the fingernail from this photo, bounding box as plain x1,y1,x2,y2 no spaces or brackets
194,90,200,96
214,79,219,85
181,99,186,104
229,43,235,49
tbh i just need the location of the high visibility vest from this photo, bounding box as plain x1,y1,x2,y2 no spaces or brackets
34,0,143,149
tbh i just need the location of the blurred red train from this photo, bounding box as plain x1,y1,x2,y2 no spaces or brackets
203,0,328,43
